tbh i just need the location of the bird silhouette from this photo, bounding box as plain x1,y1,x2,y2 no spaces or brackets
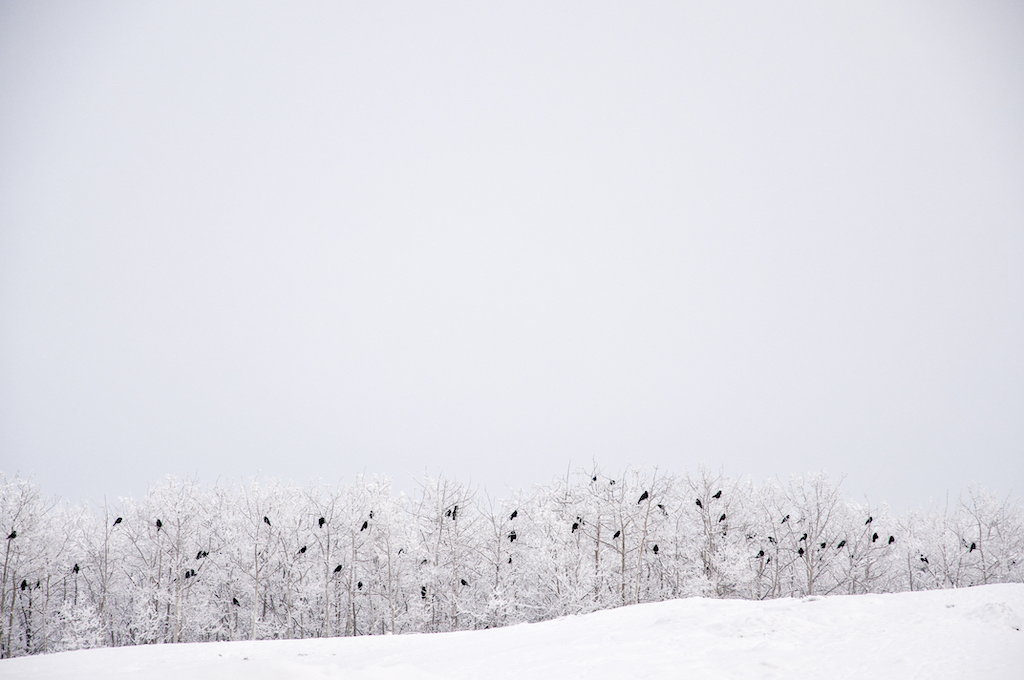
21,580,27,591
72,563,79,574
719,513,726,523
888,536,895,544
298,546,307,554
357,581,363,590
510,509,518,520
820,542,827,549
156,519,162,531
872,532,879,542
508,556,512,564
334,564,343,573
695,498,703,509
638,491,649,504
232,597,240,606
113,517,122,526
263,516,271,527
920,555,929,564
6,530,15,540
865,517,873,525
652,544,659,554
509,530,517,542
452,505,458,520
837,540,846,549
460,578,468,586
571,522,579,533
756,549,765,558
360,521,368,531
318,517,325,528
798,547,804,556
969,542,976,552
781,514,790,524
768,536,775,544
613,530,621,539
421,586,427,599
799,533,807,541
712,490,722,499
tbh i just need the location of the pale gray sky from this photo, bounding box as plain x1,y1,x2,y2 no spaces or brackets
1,1,1022,510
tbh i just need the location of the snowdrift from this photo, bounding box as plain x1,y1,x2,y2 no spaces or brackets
3,583,1022,680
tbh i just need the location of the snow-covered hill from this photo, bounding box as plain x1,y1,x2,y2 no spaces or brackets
3,584,1022,680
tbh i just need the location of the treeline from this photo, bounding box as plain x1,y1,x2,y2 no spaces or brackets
1,468,1022,657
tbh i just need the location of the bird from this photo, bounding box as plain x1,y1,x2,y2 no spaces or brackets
452,505,459,520
21,579,27,591
508,556,512,564
781,514,790,524
837,540,846,549
592,476,597,482
298,546,307,554
799,533,807,541
609,479,616,485
510,510,518,520
872,532,879,543
638,491,649,504
613,530,621,539
767,536,775,544
113,517,122,526
865,517,873,525
6,530,15,540
571,522,579,533
360,521,368,531
657,503,666,513
695,498,703,509
156,519,162,531
232,597,240,606
712,490,722,499
719,513,726,523
357,581,363,590
508,530,517,542
820,542,827,549
196,551,204,560
318,517,325,528
369,511,373,519
460,579,468,586
334,564,343,573
798,547,804,556
969,542,976,552
73,563,80,574
920,555,929,564
421,586,427,599
888,536,895,544
263,516,271,527
756,549,765,558
766,556,771,564
184,570,192,579
652,544,659,554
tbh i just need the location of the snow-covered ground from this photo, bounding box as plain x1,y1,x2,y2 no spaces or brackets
3,584,1022,679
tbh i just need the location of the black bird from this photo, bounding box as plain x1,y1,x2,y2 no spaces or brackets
768,536,775,544
820,542,827,549
695,498,703,509
421,586,427,599
592,476,597,482
609,479,616,485
445,508,451,518
369,511,373,519
357,581,363,590
969,542,976,552
334,564,343,573
613,530,621,539
799,533,807,541
318,517,325,528
781,514,790,524
719,513,726,523
508,556,512,564
6,530,15,540
508,530,517,542
756,549,765,558
510,510,518,520
766,556,771,564
360,521,368,531
21,579,27,591
652,544,659,554
798,547,804,557
888,536,895,545
657,504,666,513
184,569,192,579
73,563,80,574
712,490,722,499
113,517,122,526
233,597,240,606
638,491,649,504
920,555,929,564
460,579,468,586
452,505,458,520
264,516,271,527
571,522,579,533
865,517,873,525
298,545,307,554
837,540,846,549
196,551,204,560
156,519,162,531
872,532,879,543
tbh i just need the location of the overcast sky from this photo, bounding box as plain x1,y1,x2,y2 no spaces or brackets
1,1,1022,510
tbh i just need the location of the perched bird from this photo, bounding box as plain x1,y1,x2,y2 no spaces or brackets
156,519,162,531
460,578,468,586
360,521,368,531
369,511,374,519
652,544,659,554
232,597,240,606
799,533,807,541
592,476,597,482
766,556,771,564
508,556,512,564
452,505,459,521
872,532,879,543
184,569,192,579
21,580,27,591
73,563,80,574
712,490,722,499
510,510,518,520
421,586,427,599
865,517,873,525
263,516,271,527
969,542,976,552
609,480,616,485
888,536,895,545
6,530,15,540
767,536,775,544
613,530,621,539
357,581,363,590
756,549,765,558
695,498,703,509
318,517,325,528
638,491,649,504
571,522,579,533
334,564,343,573
820,542,827,549
798,547,804,557
837,540,846,549
508,530,517,542
113,517,122,526
781,514,790,524
657,503,666,513
298,545,307,554
196,551,204,560
719,513,726,523
920,555,929,564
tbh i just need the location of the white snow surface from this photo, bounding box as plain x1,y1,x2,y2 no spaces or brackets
3,584,1022,679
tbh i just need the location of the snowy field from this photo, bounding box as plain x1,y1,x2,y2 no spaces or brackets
3,584,1022,680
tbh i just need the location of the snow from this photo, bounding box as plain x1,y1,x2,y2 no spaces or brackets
3,584,1022,680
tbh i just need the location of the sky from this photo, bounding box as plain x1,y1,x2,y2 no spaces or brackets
1,1,1022,511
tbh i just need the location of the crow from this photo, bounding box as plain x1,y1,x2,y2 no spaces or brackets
571,522,579,533
318,517,325,528
719,513,726,523
610,479,615,485
298,545,307,554
369,511,373,519
232,597,240,606
156,519,162,531
508,557,512,564
657,503,666,513
452,505,458,521
445,508,451,518
184,570,192,579
21,580,27,591
264,516,271,527
592,476,597,482
756,549,765,558
196,550,204,560
799,533,807,541
509,530,517,542
888,536,895,545
872,532,879,543
6,530,15,540
781,514,790,524
798,547,804,556
766,556,771,564
73,563,80,574
460,579,468,586
360,521,368,531
113,517,122,526
510,509,518,520
357,581,363,590
652,544,659,554
768,536,775,544
613,530,621,539
920,555,929,564
421,586,427,599
695,498,703,509
969,542,976,552
712,490,722,499
865,516,873,525
820,542,826,549
334,564,343,573
638,491,649,504
837,540,846,549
